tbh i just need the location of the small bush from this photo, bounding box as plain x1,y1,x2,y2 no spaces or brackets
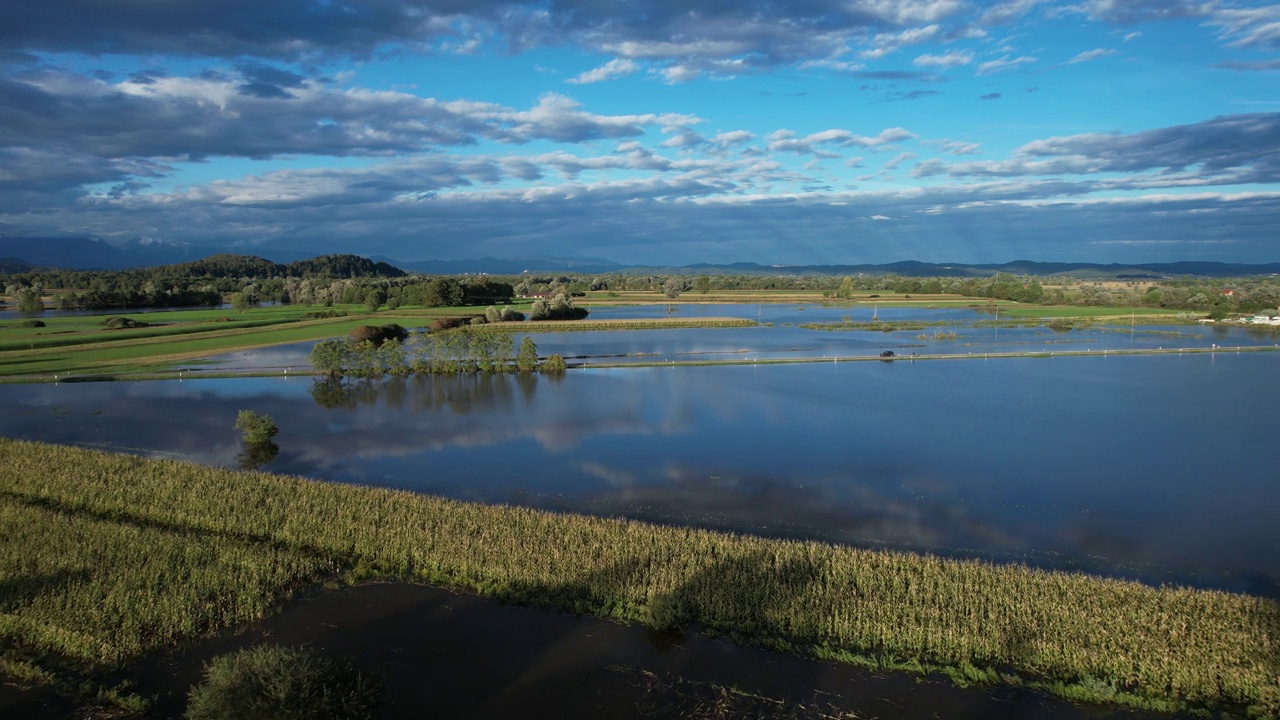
541,353,567,374
428,317,471,332
184,645,379,720
234,410,278,445
347,324,407,346
102,316,150,329
19,320,45,328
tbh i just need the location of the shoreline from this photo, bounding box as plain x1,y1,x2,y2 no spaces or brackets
2,342,1275,384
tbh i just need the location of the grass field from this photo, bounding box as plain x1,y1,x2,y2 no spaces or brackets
0,305,482,378
0,440,1276,718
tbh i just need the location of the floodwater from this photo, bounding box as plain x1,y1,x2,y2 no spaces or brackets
195,303,1279,371
2,350,1277,597
115,582,1187,720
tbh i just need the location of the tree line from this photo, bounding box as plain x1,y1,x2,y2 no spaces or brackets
310,328,566,379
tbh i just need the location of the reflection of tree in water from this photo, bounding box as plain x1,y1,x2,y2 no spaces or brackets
237,441,279,470
309,374,550,414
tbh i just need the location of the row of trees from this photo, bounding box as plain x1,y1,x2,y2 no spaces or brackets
310,332,566,378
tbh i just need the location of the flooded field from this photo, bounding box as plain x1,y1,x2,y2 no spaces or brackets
2,350,1277,597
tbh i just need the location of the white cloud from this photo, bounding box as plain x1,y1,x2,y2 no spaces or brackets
913,50,974,68
1066,48,1118,64
976,55,1038,75
567,58,639,84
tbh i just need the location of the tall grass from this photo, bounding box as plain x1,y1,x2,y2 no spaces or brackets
0,439,1276,717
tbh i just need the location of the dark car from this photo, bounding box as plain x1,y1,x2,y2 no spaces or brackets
880,351,895,358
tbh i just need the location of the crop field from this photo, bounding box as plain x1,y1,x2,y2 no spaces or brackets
0,439,1276,717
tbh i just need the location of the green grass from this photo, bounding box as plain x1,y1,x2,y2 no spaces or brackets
0,439,1276,718
465,317,757,333
0,310,754,378
0,305,490,377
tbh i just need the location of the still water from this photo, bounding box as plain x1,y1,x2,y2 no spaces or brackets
2,350,1277,597
198,303,1280,371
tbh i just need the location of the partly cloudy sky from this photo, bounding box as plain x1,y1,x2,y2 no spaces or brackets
2,0,1278,264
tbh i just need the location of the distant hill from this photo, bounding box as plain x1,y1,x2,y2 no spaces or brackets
0,257,31,273
669,260,1280,278
289,254,406,278
391,256,623,275
0,237,314,270
4,236,1277,278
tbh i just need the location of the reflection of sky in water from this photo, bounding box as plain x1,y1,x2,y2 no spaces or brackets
199,304,1280,371
2,353,1278,597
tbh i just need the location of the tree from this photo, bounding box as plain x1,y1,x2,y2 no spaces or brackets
836,276,854,300
541,353,567,373
15,286,43,313
230,292,256,312
234,410,278,445
309,339,350,377
516,336,539,372
694,275,711,294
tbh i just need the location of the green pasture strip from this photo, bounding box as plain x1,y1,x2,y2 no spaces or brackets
0,318,305,353
0,440,1275,717
463,317,757,333
0,317,380,376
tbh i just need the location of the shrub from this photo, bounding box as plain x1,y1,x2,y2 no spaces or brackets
428,317,471,332
234,410,278,445
347,324,407,346
102,316,150,329
541,353,567,373
19,320,45,328
184,645,379,720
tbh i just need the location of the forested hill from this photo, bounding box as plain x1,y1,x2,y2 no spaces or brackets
156,253,406,280
286,254,405,278
0,257,31,273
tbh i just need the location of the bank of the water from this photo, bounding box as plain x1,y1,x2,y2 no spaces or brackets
0,440,1276,718
4,341,1275,383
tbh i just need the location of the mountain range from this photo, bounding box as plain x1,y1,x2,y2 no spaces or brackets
2,236,1277,278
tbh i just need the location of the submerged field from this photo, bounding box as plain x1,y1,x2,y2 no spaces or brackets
0,439,1276,717
0,294,1199,379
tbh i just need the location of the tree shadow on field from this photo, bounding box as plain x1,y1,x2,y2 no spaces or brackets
0,568,91,613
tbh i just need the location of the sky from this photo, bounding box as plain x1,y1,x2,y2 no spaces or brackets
1,0,1278,266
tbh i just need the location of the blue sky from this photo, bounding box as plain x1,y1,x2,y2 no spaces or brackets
1,0,1278,265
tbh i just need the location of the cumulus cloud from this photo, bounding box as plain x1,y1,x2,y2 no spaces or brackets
1210,6,1280,49
1074,0,1214,24
1,0,1272,80
0,69,700,165
13,169,1276,264
766,127,915,157
912,113,1280,187
0,0,976,77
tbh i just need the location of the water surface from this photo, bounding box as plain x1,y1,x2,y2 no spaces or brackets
2,352,1276,597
